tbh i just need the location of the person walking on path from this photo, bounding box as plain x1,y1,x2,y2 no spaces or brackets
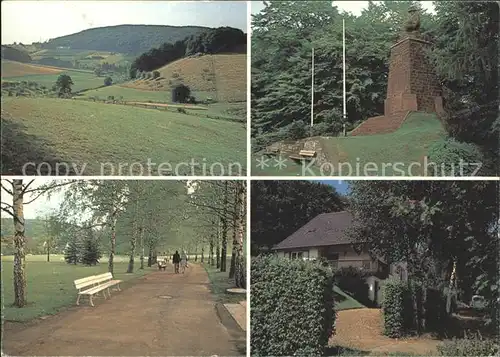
180,251,188,274
172,250,180,274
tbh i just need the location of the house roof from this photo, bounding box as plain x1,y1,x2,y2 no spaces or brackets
273,211,356,250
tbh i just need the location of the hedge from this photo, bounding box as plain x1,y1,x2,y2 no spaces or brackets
437,333,499,356
382,279,413,337
251,256,335,356
383,279,448,338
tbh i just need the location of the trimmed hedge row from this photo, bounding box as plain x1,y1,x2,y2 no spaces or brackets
383,279,448,337
251,256,335,356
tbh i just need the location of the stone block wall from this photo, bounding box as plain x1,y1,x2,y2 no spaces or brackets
385,37,442,115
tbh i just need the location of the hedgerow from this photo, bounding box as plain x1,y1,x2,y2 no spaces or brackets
251,256,335,356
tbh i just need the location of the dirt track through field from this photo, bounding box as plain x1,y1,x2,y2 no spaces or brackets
3,264,245,356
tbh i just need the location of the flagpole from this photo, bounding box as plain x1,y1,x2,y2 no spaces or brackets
342,18,347,136
311,46,314,127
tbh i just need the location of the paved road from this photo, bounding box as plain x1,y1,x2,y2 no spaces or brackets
3,263,245,356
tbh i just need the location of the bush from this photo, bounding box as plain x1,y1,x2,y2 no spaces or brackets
152,70,160,79
107,95,115,101
427,138,486,176
171,84,191,103
146,72,152,79
104,76,113,86
251,256,335,356
177,107,187,114
383,279,413,338
437,333,499,356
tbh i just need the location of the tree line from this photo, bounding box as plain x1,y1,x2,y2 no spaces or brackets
130,27,246,78
251,1,498,172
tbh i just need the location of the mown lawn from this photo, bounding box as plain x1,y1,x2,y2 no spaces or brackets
1,97,246,175
1,255,154,322
334,285,366,311
252,112,445,176
203,263,244,304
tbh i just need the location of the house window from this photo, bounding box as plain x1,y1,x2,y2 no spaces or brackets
324,252,339,261
290,251,306,260
362,260,371,270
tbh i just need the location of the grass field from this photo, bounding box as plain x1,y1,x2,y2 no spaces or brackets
124,54,246,103
334,286,366,311
252,112,445,176
79,85,246,120
203,263,244,304
1,254,154,322
1,97,246,175
1,60,63,77
2,61,107,93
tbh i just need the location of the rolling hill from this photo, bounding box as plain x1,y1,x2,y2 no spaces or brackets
123,54,246,102
41,24,209,54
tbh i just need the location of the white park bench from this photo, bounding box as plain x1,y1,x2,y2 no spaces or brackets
74,272,122,307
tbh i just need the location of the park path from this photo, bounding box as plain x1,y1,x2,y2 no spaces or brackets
3,263,245,356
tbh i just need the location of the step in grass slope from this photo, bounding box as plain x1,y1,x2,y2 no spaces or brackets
350,111,410,136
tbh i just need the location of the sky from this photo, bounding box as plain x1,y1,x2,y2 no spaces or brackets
1,179,66,219
1,1,248,45
251,1,435,16
316,180,349,195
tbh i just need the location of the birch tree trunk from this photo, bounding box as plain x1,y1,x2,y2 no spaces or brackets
229,185,238,279
127,200,140,273
209,233,214,266
216,217,221,269
108,210,117,274
234,181,246,289
221,181,228,272
12,179,27,307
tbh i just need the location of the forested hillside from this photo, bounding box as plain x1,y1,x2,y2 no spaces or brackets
130,27,246,76
1,45,32,63
251,1,498,172
40,24,208,54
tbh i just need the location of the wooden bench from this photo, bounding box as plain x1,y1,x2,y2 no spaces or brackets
289,150,316,162
74,273,122,307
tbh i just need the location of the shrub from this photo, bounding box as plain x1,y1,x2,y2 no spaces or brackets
107,95,115,101
104,76,113,86
146,72,152,79
177,107,187,114
152,70,160,79
437,333,499,356
171,84,191,103
383,279,413,338
427,138,486,176
251,256,335,356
